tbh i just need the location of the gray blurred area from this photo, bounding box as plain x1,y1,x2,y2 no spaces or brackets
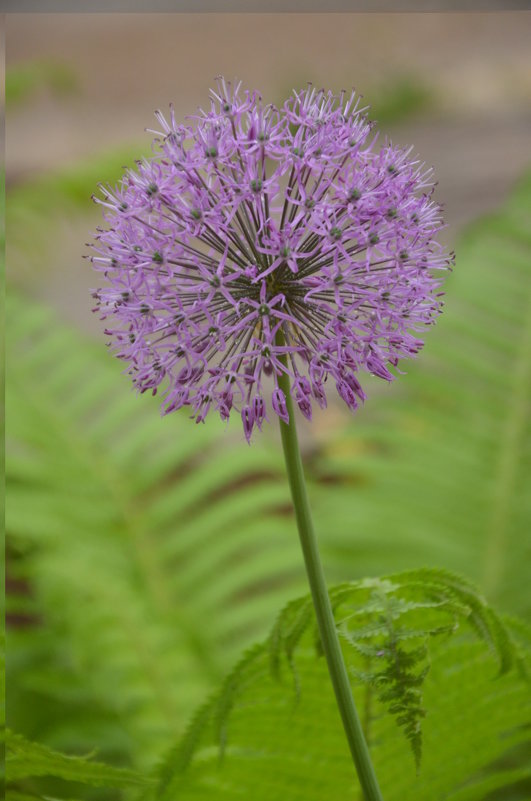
3,1,531,11
6,12,531,332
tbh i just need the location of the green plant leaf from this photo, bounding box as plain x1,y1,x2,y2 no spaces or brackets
5,729,150,787
309,171,531,617
5,294,300,767
156,570,530,801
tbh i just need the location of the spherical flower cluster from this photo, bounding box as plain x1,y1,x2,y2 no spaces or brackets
90,78,452,441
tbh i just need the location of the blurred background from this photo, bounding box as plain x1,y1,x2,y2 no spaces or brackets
5,8,531,791
6,14,531,328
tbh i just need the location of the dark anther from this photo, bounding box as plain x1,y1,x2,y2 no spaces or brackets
387,208,398,219
399,250,409,260
119,202,128,211
206,146,218,159
330,227,342,241
387,164,397,175
140,303,150,314
152,251,164,263
259,304,270,316
210,276,221,288
348,188,361,202
369,234,379,245
146,183,158,196
250,179,262,193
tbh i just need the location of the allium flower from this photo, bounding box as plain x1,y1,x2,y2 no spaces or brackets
90,78,452,442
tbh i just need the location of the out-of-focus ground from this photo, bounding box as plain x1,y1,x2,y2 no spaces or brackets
6,12,531,335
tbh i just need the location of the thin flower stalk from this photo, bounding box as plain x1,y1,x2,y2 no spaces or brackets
89,79,453,799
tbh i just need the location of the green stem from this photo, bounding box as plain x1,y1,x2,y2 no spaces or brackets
276,339,384,801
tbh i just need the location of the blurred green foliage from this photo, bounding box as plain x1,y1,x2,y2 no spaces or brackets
277,75,434,127
368,76,434,125
1,168,6,801
317,172,531,617
6,61,78,107
8,146,145,231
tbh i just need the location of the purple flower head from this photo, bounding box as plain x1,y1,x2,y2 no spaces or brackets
90,78,452,442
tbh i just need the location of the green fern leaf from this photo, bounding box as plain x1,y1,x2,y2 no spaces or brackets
5,730,150,787
312,173,531,618
156,571,530,801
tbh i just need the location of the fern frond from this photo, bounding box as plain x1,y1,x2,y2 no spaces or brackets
315,173,531,618
447,766,531,801
156,569,530,801
6,294,298,766
5,729,150,788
